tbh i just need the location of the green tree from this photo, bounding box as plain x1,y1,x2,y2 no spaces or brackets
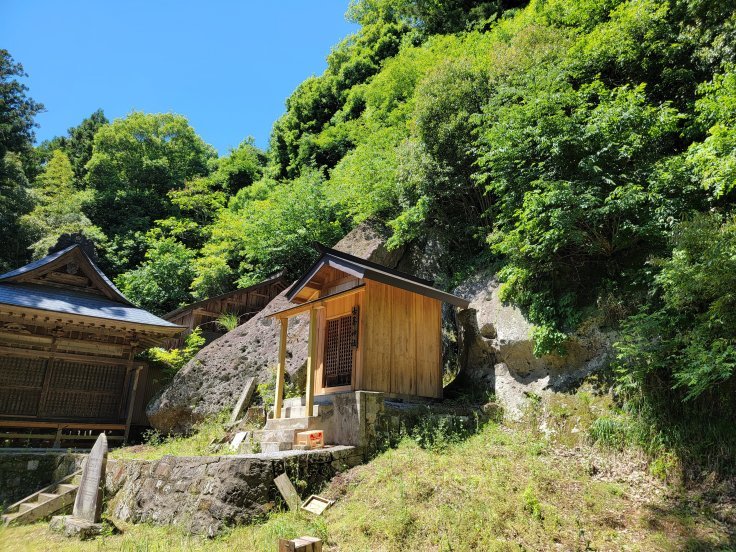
193,171,345,298
116,236,197,315
85,112,215,272
21,150,105,259
616,213,736,406
0,50,43,271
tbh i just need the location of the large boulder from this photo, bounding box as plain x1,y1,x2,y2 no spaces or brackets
454,270,612,419
146,292,310,434
332,220,405,269
147,221,406,435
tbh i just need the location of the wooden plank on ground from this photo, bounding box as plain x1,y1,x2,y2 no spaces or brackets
274,473,300,511
229,376,256,424
278,536,323,552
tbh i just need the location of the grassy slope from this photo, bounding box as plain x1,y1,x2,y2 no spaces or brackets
1,404,732,552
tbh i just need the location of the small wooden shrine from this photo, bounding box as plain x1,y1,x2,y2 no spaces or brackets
162,273,287,349
0,245,183,446
269,244,469,418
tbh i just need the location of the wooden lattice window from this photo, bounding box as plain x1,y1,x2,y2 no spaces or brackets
323,308,358,388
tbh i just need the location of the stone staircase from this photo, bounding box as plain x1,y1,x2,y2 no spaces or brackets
257,397,332,453
2,470,81,526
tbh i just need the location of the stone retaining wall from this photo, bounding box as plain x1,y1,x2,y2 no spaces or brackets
105,446,361,536
0,451,84,508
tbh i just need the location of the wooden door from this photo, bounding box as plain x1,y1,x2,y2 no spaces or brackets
323,312,356,388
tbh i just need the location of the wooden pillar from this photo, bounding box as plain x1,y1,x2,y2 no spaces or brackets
124,366,141,444
38,328,62,417
305,307,321,418
274,317,288,419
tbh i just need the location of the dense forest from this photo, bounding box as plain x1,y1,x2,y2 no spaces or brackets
2,0,736,466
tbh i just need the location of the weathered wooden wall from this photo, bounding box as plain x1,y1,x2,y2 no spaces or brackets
163,277,286,349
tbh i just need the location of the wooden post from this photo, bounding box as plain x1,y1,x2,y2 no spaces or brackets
123,366,141,444
274,318,288,419
37,328,62,417
305,307,321,418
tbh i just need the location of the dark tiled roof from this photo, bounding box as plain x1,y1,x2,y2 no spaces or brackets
287,243,470,309
0,245,77,280
0,283,179,328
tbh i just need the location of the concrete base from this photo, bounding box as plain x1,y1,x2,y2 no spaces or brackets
49,515,103,540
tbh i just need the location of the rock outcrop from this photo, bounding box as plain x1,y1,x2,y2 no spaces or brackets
106,447,362,536
146,293,310,434
147,221,407,435
455,270,612,419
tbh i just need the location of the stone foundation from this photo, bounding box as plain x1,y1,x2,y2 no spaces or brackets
0,451,84,507
105,446,361,536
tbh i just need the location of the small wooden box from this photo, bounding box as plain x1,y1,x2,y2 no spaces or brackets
278,536,322,552
296,430,324,449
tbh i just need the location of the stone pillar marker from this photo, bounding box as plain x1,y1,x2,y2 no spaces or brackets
50,433,108,539
73,432,108,522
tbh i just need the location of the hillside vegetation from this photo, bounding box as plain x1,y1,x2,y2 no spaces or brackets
1,395,733,550
2,0,736,476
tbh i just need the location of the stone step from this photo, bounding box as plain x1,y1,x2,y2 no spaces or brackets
1,471,80,527
265,416,313,431
282,396,306,408
265,415,326,432
283,405,321,418
1,512,21,524
260,428,300,444
261,441,293,453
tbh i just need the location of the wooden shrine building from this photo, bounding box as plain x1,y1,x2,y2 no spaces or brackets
269,244,469,418
162,273,287,349
0,245,183,446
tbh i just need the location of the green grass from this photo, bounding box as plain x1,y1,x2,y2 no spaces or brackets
110,413,258,461
2,392,733,551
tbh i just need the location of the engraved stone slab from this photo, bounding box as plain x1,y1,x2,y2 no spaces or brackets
229,377,256,424
72,433,108,522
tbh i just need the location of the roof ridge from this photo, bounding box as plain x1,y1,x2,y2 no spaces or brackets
0,244,134,306
313,242,435,287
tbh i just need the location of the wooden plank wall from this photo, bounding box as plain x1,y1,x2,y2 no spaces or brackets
363,280,442,398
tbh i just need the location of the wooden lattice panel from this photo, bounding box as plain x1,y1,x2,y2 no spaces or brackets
43,361,126,420
50,361,125,392
323,314,355,388
0,356,47,416
0,356,47,388
0,388,41,416
42,390,120,420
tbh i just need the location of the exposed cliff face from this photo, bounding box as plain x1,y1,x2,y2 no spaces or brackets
454,270,613,419
146,222,410,435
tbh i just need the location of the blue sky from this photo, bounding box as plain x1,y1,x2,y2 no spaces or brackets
2,1,357,154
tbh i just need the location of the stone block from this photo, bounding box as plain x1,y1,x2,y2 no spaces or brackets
49,515,103,540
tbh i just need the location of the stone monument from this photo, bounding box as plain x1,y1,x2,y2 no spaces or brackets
50,433,108,539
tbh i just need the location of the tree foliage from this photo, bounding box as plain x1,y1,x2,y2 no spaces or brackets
85,112,215,272
21,149,104,259
0,50,43,271
4,0,736,423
